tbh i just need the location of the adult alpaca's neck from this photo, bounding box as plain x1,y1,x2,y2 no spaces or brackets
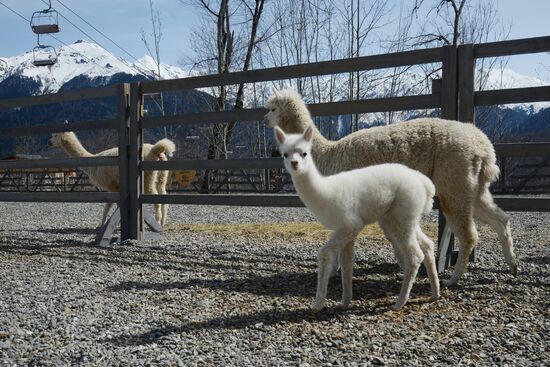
280,100,335,169
60,133,94,158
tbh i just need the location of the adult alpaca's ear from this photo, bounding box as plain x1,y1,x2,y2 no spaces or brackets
303,126,313,142
274,126,286,144
271,85,282,99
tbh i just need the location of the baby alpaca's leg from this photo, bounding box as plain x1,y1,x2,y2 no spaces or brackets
417,228,440,300
339,241,355,309
392,232,423,310
313,229,358,311
379,218,405,270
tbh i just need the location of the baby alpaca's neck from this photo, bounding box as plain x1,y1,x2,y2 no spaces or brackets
291,163,329,206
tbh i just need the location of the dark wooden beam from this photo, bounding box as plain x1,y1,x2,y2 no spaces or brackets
141,94,440,129
140,47,443,93
0,85,117,110
0,157,118,170
0,119,118,138
0,192,119,203
474,36,550,58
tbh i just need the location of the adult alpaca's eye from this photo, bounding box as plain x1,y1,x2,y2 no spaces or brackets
302,152,307,157
271,108,275,112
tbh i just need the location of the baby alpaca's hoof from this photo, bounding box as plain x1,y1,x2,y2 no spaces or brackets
430,293,440,302
510,263,518,277
337,300,351,310
311,302,324,312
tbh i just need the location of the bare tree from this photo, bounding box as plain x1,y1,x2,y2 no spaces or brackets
141,0,164,80
182,0,266,191
141,0,173,138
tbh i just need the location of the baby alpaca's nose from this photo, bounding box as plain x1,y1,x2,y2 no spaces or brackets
291,160,298,169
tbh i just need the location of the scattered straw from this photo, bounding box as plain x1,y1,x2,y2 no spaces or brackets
167,221,438,242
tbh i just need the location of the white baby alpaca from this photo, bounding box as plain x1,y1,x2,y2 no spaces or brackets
275,126,440,310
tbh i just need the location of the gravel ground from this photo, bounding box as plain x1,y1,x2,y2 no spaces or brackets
0,202,548,366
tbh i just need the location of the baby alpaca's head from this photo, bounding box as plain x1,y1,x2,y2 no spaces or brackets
274,125,314,175
264,88,312,133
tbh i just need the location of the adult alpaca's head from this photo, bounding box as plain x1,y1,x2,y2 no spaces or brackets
48,131,77,148
274,125,314,176
48,131,91,157
264,88,313,134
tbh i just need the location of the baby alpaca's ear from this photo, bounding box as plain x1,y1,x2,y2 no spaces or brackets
274,126,286,144
303,126,313,142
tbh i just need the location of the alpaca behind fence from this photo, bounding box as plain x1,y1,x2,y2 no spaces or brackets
49,132,175,227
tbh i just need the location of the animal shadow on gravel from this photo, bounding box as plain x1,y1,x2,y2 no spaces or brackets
27,227,98,235
109,263,406,301
106,302,391,347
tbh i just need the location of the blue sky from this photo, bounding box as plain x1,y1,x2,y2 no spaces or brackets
0,0,548,80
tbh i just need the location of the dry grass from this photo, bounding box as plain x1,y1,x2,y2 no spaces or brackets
167,221,439,242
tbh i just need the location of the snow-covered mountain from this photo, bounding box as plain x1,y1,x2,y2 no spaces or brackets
480,68,549,113
0,40,188,95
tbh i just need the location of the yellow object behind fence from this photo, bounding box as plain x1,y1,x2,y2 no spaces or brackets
174,170,196,188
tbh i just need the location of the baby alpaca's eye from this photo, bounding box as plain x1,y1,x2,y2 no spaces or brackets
271,108,276,112
283,153,288,158
302,152,307,157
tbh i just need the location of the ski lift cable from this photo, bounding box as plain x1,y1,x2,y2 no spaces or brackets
0,1,148,77
0,1,110,74
53,0,153,73
40,0,154,78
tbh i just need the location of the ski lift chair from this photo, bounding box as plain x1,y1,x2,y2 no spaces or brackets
33,45,58,67
30,1,60,34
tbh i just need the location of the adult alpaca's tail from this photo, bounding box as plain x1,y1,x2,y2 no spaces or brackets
149,138,176,159
477,146,500,198
480,156,500,185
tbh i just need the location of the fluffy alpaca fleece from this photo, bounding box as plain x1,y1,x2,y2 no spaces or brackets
275,126,439,310
49,132,176,227
265,88,517,286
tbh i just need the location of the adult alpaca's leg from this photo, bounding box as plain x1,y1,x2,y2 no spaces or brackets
313,229,358,311
144,171,161,224
474,189,517,276
439,194,479,286
339,241,355,309
417,228,440,300
101,202,114,227
156,170,169,227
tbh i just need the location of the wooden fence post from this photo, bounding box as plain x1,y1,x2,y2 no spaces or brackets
129,82,144,240
117,83,131,241
437,45,458,272
458,44,475,123
458,43,476,262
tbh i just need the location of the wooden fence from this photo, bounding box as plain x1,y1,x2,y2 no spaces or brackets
0,36,549,245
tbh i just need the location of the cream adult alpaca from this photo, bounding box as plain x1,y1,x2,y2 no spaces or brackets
275,126,439,310
265,88,517,286
49,132,175,227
